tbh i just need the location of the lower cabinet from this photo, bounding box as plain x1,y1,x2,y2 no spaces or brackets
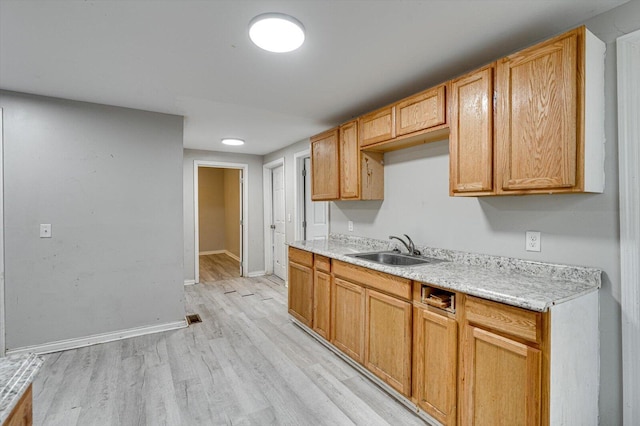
331,277,366,363
288,249,599,425
288,247,313,327
312,257,332,339
460,295,543,426
413,306,458,425
365,289,412,396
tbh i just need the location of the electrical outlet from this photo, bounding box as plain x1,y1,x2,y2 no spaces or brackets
348,221,354,232
526,231,541,252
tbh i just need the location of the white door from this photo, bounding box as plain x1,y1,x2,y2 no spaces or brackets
304,157,329,241
272,165,286,280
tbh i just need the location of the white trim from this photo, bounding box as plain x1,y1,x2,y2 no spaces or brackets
263,158,285,276
247,270,266,278
194,160,249,282
184,279,196,286
6,320,187,356
0,108,5,356
293,149,310,241
617,28,640,426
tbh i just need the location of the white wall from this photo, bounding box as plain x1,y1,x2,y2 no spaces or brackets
263,138,310,244
0,90,185,350
329,3,640,423
183,149,264,279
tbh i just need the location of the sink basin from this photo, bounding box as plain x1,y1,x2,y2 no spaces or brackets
347,251,443,266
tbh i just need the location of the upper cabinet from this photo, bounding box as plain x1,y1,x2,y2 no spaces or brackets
311,128,340,201
450,26,605,196
312,26,604,200
449,65,495,195
359,83,449,152
396,85,446,137
359,106,395,148
311,121,384,201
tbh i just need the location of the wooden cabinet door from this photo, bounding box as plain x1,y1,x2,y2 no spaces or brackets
496,29,580,193
288,261,313,327
339,120,360,199
396,85,446,137
461,325,542,426
331,277,366,363
413,307,457,425
313,269,331,339
450,65,494,194
364,289,412,396
311,128,340,200
359,106,395,147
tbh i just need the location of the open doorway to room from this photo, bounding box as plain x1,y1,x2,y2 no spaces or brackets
194,161,248,284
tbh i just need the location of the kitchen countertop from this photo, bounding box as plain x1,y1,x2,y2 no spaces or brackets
0,353,43,423
289,234,601,312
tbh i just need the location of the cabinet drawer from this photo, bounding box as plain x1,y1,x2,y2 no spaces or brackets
289,247,313,267
314,255,331,273
465,296,542,344
333,260,411,300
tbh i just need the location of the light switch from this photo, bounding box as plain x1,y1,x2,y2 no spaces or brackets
40,224,52,238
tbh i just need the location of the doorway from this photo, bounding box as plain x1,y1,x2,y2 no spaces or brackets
294,149,329,241
193,160,248,283
263,158,286,280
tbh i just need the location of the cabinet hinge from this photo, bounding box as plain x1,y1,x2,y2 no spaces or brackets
493,90,497,110
302,168,307,177
302,220,307,228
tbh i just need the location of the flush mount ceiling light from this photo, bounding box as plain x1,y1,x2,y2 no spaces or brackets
221,138,245,146
249,13,305,53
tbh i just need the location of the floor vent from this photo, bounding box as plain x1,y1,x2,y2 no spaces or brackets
186,314,202,325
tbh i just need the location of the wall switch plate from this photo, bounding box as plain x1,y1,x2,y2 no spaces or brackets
348,221,354,232
40,224,52,238
526,231,541,252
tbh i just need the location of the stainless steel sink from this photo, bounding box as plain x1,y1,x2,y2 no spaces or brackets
347,251,443,266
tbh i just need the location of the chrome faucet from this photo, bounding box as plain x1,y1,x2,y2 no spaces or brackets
389,234,421,256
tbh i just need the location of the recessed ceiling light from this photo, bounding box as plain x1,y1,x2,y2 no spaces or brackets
221,138,245,146
249,13,305,53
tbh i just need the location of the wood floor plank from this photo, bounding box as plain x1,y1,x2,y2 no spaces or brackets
32,260,427,425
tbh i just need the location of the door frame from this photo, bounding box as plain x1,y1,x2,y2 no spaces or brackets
263,157,285,276
0,108,5,356
294,149,329,241
193,160,248,283
617,28,640,426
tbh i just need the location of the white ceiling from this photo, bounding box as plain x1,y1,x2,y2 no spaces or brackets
0,0,627,155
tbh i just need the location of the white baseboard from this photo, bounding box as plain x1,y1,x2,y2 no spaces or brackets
184,279,196,286
224,250,240,262
247,270,266,278
6,320,188,356
199,250,225,256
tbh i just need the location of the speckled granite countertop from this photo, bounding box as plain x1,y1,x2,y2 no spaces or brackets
0,353,43,423
289,234,601,312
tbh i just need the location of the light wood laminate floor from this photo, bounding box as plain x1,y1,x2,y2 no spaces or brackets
199,253,241,282
32,276,426,425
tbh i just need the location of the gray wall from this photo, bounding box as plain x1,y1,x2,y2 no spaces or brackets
183,149,264,279
330,3,640,423
263,138,310,245
0,90,185,350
